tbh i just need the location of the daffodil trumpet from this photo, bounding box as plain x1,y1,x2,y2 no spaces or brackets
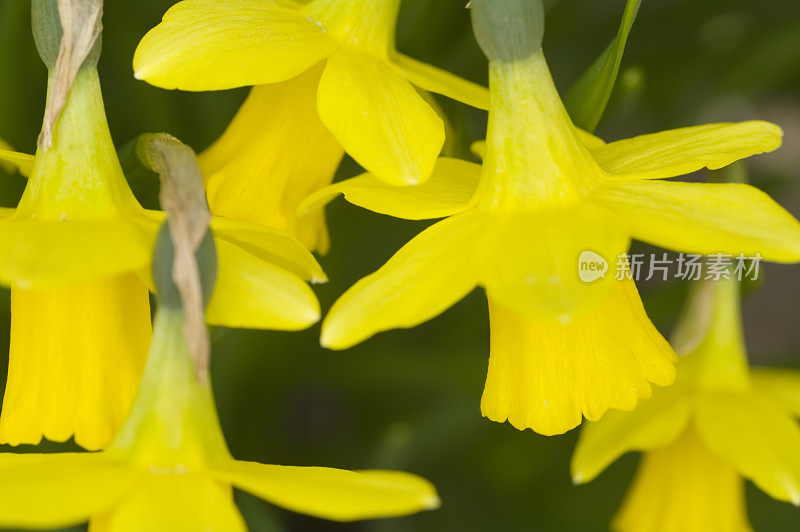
133,0,491,252
199,65,345,253
572,272,800,531
305,0,800,435
0,199,438,530
0,0,325,451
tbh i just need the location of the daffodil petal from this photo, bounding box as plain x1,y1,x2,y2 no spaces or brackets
695,391,800,504
481,280,677,436
321,212,485,350
216,460,439,522
0,453,137,529
391,53,489,110
317,51,445,185
210,216,327,283
135,220,322,330
750,368,800,417
613,429,752,532
144,209,327,282
420,89,458,158
481,205,630,319
93,474,246,532
0,145,34,176
207,240,320,331
595,121,783,180
0,274,150,451
593,181,800,263
133,0,336,90
299,157,480,220
571,386,691,484
0,216,154,288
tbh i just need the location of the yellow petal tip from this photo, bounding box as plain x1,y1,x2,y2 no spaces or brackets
304,305,322,328
319,328,344,350
424,494,442,510
319,319,362,350
788,485,800,506
131,54,152,81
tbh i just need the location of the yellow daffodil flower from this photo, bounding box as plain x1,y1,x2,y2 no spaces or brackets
302,0,800,435
0,7,325,451
572,276,800,531
133,0,490,210
0,222,438,530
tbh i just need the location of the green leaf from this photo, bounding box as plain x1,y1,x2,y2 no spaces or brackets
564,0,641,132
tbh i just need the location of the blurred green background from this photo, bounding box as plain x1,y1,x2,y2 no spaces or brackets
1,0,800,530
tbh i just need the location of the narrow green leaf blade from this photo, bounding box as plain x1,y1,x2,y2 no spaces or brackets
564,0,642,132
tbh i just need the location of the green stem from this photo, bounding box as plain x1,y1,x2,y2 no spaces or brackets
15,68,140,219
108,307,230,467
676,277,751,390
476,51,597,209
